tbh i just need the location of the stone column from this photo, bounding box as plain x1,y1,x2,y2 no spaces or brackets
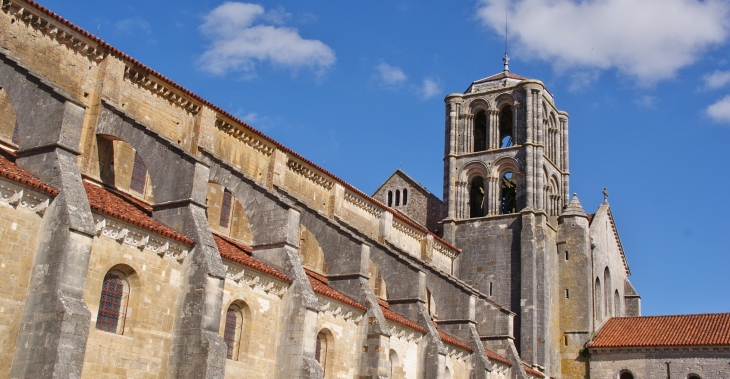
252,208,324,379
490,110,500,149
10,97,96,379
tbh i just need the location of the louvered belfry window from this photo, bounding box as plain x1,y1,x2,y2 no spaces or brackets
224,306,240,359
220,189,233,228
130,151,147,194
96,273,125,333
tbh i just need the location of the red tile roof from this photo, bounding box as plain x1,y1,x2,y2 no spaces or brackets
437,330,473,352
83,182,194,245
485,348,512,366
523,365,545,378
377,299,427,334
0,149,58,195
19,0,458,257
212,234,291,283
588,313,730,348
304,269,366,311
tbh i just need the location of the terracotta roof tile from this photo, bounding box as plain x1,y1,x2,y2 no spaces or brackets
83,182,194,245
212,234,291,283
377,300,427,334
588,313,730,348
484,348,512,366
20,0,457,257
304,269,366,311
523,365,546,378
0,150,58,195
437,330,473,352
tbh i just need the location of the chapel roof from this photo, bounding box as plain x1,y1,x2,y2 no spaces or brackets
588,313,730,348
213,234,291,283
0,149,58,195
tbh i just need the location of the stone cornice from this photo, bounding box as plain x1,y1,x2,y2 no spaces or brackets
93,214,190,263
223,261,288,298
344,189,382,218
0,177,51,215
286,157,334,190
124,66,202,115
318,298,364,323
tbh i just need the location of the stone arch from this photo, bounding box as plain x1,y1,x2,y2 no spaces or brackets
206,181,253,244
603,267,612,317
299,224,328,274
595,277,602,320
96,104,203,206
316,328,336,377
461,161,489,182
204,153,294,247
389,349,405,379
614,289,621,317
469,98,490,113
491,156,521,178
94,263,140,336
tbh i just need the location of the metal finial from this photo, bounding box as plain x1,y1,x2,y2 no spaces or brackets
603,187,609,203
503,13,509,73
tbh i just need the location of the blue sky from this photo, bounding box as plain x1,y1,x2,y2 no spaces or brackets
37,0,730,316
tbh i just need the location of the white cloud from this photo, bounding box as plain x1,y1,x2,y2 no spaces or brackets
477,0,730,85
199,2,335,75
635,95,657,109
569,70,600,92
114,17,151,36
374,63,407,88
707,95,730,123
421,78,441,99
704,70,730,89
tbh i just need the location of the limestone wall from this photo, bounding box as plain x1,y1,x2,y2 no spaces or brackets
589,348,730,379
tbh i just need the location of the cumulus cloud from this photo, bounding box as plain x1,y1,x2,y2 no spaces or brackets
476,0,730,85
704,70,730,89
374,63,407,88
421,79,442,99
199,2,335,75
707,95,730,123
114,17,151,36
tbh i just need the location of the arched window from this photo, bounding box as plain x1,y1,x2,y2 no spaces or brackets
403,188,408,205
224,304,244,360
395,189,400,206
388,191,393,207
614,290,621,317
687,374,702,379
604,267,612,317
315,332,328,374
130,151,148,194
469,176,485,218
96,270,130,334
595,277,602,319
220,188,233,228
474,110,487,152
444,366,453,379
500,172,517,214
499,105,514,148
619,370,635,379
389,349,402,379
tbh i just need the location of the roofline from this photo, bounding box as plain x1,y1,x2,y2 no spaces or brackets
372,168,441,200
13,0,460,253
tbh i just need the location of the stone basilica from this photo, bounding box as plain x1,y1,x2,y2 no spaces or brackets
0,1,727,379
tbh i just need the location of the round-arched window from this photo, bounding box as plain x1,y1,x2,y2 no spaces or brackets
619,370,635,379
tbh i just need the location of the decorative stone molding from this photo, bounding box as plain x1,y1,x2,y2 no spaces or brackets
215,118,275,156
319,300,364,323
392,219,424,241
224,262,288,298
93,215,189,263
431,239,459,259
286,158,334,190
388,324,423,344
0,180,51,216
1,0,107,64
445,346,469,361
344,190,382,217
124,66,202,114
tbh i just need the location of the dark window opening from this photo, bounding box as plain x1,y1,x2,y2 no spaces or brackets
499,106,514,148
474,110,487,152
315,332,327,373
469,176,485,218
688,375,702,379
224,306,240,359
619,371,634,379
395,190,400,206
489,282,493,297
565,288,569,299
565,251,569,261
130,151,147,194
403,188,408,205
11,122,19,145
500,172,517,214
388,191,393,207
564,335,568,346
220,189,233,228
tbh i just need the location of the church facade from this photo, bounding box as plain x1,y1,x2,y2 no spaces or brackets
0,1,727,379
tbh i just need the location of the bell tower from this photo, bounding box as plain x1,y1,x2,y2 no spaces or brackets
440,61,570,374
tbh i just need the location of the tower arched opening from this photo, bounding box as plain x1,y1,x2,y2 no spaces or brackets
500,172,517,214
499,105,514,148
469,176,485,218
474,110,487,152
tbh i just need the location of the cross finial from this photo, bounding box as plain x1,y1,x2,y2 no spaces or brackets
603,187,609,203
503,13,509,73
